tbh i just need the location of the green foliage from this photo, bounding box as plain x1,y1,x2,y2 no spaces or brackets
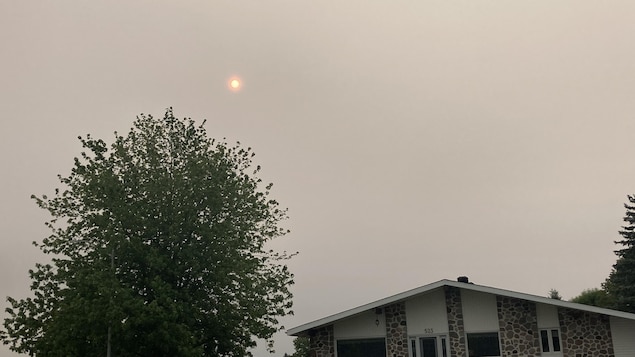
1,109,294,356
570,288,614,308
547,289,562,300
291,336,310,357
606,195,635,312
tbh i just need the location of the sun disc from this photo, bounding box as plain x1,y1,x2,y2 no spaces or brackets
229,78,241,91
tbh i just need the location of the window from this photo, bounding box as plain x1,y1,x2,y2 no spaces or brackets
337,338,386,357
441,336,447,357
466,332,501,357
411,339,417,357
540,329,561,353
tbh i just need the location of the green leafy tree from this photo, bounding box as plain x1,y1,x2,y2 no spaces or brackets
547,289,562,300
606,195,635,312
291,336,310,357
570,288,613,308
1,109,294,357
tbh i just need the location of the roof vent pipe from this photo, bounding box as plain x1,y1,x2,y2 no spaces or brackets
457,276,469,283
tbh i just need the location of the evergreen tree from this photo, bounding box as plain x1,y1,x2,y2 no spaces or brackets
606,195,635,312
547,289,562,300
1,109,294,356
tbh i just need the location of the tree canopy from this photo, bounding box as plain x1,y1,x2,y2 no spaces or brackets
1,109,294,356
291,336,310,357
570,288,613,308
547,289,562,300
605,195,635,313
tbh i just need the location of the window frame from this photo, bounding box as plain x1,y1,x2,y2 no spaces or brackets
335,337,387,357
465,331,501,357
539,328,562,356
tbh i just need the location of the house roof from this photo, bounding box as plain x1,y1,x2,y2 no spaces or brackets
287,279,635,336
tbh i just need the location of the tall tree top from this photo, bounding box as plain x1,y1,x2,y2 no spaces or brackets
3,108,295,357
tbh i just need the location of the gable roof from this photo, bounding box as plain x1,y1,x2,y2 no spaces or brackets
287,279,635,336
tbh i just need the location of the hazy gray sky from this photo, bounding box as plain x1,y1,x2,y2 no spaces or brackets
2,1,635,356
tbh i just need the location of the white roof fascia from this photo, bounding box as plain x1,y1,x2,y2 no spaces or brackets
286,280,448,336
287,279,635,336
449,280,635,320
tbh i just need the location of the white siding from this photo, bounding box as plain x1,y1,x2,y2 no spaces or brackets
334,310,386,339
611,316,635,357
461,290,499,332
405,289,449,335
536,303,559,328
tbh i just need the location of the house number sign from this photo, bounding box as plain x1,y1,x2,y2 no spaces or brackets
424,328,434,334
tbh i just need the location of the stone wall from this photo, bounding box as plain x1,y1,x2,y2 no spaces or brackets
558,308,614,357
444,286,467,357
496,296,541,357
384,302,408,357
309,325,334,357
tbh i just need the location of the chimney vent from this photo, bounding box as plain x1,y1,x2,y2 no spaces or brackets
457,276,469,283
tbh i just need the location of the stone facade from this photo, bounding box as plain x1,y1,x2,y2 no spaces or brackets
444,286,467,357
558,308,614,357
309,325,334,357
496,296,541,357
384,302,408,357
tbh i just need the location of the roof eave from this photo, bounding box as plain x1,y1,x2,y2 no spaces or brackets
286,280,450,336
286,279,635,336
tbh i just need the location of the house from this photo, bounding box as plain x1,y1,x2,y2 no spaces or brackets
287,277,635,357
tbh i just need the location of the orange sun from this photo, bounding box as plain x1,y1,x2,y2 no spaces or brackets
228,77,241,91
